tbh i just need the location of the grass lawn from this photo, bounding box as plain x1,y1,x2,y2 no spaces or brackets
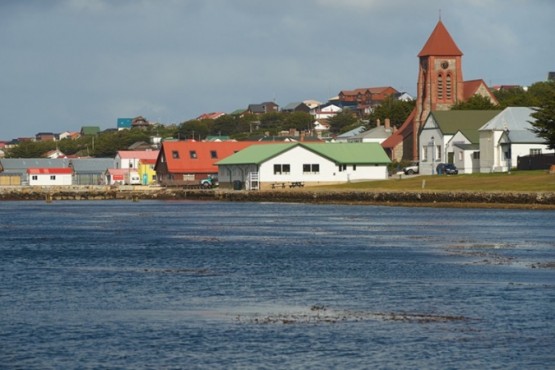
316,170,555,193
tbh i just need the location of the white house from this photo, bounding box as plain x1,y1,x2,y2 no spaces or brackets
115,150,159,171
479,107,554,173
313,104,342,120
419,110,501,174
216,142,391,190
27,168,73,186
348,119,394,144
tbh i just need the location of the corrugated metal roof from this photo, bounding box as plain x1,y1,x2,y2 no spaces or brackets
70,158,115,172
217,143,391,166
27,168,73,174
430,110,501,143
0,158,68,170
116,150,159,160
479,107,544,143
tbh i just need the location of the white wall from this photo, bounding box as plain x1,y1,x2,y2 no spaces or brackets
218,146,388,185
29,174,72,186
419,127,443,175
257,146,387,183
511,143,554,165
480,129,553,172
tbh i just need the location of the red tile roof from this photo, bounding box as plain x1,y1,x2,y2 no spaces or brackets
418,20,463,57
27,168,73,175
158,141,261,173
381,109,416,149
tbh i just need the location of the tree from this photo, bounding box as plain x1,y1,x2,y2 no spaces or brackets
259,112,285,134
283,111,313,132
328,111,358,134
6,140,54,158
530,81,555,150
92,129,151,157
451,94,498,110
493,86,535,108
368,97,415,128
177,119,211,141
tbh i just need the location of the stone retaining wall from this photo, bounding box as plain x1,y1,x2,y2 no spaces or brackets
0,186,554,208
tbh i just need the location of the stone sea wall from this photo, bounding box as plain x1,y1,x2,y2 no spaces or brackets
0,186,554,209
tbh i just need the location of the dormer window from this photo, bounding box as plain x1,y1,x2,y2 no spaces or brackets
190,150,197,159
210,150,218,159
172,150,179,159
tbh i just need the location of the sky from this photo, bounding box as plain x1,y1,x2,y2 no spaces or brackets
1,0,554,140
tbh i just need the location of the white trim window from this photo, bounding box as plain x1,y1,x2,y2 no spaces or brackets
273,164,290,174
303,164,320,174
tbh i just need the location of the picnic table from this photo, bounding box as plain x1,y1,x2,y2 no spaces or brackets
289,181,304,188
271,182,286,189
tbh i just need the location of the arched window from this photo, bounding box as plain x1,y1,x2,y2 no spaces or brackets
446,73,452,100
437,73,444,100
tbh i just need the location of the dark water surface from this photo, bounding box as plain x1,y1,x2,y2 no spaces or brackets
1,200,554,369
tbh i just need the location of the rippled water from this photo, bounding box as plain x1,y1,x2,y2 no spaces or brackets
1,200,554,369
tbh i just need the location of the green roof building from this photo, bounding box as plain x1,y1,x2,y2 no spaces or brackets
217,142,390,190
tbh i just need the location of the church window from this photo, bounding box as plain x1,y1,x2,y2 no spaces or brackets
437,73,444,100
446,73,452,100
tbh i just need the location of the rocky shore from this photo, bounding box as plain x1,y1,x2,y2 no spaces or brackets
1,185,554,209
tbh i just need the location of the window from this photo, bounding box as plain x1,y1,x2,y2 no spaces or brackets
210,150,218,159
436,145,441,160
422,146,428,161
172,150,179,159
530,148,542,156
189,151,197,159
50,175,56,180
32,175,38,180
273,164,290,174
437,73,444,100
183,174,195,181
446,73,452,100
353,165,357,171
303,164,319,174
473,151,480,159
458,152,463,161
338,164,347,172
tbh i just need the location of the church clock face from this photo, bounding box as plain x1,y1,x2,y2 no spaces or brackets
441,61,449,69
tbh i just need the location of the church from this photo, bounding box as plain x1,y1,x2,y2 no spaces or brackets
381,19,497,161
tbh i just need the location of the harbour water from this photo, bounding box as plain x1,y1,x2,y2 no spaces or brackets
1,200,554,369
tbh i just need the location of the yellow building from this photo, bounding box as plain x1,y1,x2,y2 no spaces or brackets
139,159,157,185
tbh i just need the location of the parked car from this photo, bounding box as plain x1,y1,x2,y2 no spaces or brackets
200,175,219,188
402,162,419,175
436,163,458,175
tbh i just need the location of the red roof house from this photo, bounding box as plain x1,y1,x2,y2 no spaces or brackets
154,141,261,186
27,167,73,186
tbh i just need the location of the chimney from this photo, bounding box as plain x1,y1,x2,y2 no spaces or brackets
300,132,305,142
385,118,391,129
376,118,381,127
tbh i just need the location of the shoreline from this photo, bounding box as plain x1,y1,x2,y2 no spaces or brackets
1,186,554,210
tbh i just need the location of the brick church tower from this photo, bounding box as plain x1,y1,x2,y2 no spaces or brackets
413,20,464,159
382,19,497,161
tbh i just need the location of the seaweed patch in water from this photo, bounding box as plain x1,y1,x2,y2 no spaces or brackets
234,306,472,325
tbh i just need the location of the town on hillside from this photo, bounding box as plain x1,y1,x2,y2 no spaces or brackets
1,20,554,190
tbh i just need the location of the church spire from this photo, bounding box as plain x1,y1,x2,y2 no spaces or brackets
418,20,463,57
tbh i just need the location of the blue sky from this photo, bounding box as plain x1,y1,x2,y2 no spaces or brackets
1,0,553,140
